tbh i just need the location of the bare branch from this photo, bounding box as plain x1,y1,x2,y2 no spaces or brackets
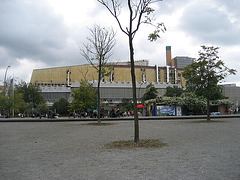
77,67,89,82
97,0,128,36
132,0,150,37
79,44,98,71
80,24,117,123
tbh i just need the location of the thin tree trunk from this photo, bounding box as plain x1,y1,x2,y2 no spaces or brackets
97,62,102,124
129,35,139,143
207,97,210,121
127,0,139,143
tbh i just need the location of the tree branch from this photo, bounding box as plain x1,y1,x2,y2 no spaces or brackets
97,0,129,36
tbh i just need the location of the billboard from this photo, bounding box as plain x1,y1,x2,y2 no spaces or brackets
157,106,182,116
157,106,175,115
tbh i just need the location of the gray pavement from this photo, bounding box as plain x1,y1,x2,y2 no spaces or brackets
0,118,240,179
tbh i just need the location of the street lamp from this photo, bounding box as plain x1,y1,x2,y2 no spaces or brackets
4,66,10,91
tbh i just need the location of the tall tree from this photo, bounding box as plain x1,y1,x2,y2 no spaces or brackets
182,45,236,121
80,25,116,124
70,81,97,113
98,0,166,143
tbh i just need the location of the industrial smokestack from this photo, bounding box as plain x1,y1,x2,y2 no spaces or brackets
166,46,172,66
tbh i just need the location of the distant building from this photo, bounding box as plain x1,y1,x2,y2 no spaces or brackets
221,84,240,110
171,56,195,69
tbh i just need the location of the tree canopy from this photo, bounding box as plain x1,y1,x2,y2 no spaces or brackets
52,97,69,115
70,81,96,112
0,91,26,116
164,86,184,97
183,46,236,98
182,45,236,120
15,82,45,108
120,98,133,112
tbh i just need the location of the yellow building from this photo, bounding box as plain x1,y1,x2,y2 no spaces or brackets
29,46,195,106
30,46,194,88
30,60,186,87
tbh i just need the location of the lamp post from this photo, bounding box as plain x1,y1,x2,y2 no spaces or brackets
138,81,144,102
4,66,10,91
3,66,10,118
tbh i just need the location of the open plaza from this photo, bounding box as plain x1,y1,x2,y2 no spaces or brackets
1,118,240,179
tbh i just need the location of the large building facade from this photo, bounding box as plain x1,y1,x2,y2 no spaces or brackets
39,81,181,107
30,46,195,106
30,61,186,87
30,46,194,87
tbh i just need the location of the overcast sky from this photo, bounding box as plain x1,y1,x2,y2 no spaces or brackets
0,0,240,84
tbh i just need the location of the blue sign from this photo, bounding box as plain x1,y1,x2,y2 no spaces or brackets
157,106,175,115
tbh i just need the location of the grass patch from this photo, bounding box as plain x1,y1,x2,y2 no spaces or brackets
105,139,167,149
84,122,116,126
192,120,225,123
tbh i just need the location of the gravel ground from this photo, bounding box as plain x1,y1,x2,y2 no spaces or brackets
0,118,240,180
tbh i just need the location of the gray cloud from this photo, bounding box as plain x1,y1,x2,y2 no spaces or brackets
216,0,240,15
0,0,240,83
0,0,72,67
178,1,240,46
155,0,192,15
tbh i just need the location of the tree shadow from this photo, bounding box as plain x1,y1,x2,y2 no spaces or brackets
191,120,225,123
105,139,168,149
84,122,116,126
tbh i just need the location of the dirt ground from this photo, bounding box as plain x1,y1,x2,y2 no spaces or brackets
0,118,240,180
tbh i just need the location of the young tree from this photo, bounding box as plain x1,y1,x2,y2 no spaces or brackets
182,45,236,121
36,102,49,117
98,0,166,143
142,83,158,103
52,98,70,116
0,91,26,117
0,92,8,114
15,82,45,108
70,81,97,113
80,25,116,124
120,98,133,112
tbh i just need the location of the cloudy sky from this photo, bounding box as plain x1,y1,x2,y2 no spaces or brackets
0,0,240,84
